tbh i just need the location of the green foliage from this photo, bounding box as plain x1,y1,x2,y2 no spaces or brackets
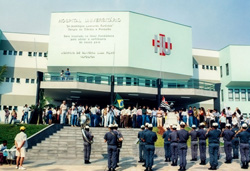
0,65,7,84
0,124,47,149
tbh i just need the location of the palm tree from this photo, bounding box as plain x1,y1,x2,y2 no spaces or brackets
0,65,7,84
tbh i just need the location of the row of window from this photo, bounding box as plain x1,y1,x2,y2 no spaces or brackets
5,77,36,84
0,105,18,111
221,89,250,102
220,63,229,77
2,50,47,57
193,64,217,71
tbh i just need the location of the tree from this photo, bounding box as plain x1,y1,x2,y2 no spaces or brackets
0,65,7,84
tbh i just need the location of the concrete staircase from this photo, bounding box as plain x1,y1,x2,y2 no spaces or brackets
26,126,139,160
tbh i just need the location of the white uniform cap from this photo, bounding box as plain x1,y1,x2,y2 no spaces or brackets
192,125,196,128
226,123,231,127
166,124,170,128
173,125,177,129
85,126,89,129
108,124,113,128
180,122,185,126
212,122,218,127
200,123,205,126
114,124,118,127
170,124,173,126
72,102,75,106
242,123,248,128
145,123,149,127
148,124,153,128
141,125,145,129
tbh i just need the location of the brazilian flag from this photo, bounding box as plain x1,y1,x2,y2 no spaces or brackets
114,94,124,109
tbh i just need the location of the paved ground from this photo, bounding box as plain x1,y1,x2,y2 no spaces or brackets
0,155,247,171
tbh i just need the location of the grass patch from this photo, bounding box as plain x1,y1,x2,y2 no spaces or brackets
0,124,47,148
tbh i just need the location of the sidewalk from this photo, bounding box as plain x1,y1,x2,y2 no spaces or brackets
0,155,246,171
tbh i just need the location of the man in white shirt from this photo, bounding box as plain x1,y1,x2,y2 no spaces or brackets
60,101,67,124
15,126,28,170
22,104,30,124
225,107,233,124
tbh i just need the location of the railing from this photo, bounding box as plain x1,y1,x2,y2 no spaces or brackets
43,72,215,91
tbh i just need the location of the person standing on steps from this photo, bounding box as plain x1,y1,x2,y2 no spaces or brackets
104,124,123,171
197,122,207,165
221,123,234,164
206,122,221,170
142,124,157,171
189,125,198,161
168,125,178,167
82,125,93,164
162,124,172,162
177,122,189,171
138,125,145,163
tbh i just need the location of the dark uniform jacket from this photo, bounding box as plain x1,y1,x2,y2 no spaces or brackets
197,129,206,140
162,130,172,143
143,130,157,145
206,129,221,144
222,129,234,142
177,129,189,143
190,130,198,141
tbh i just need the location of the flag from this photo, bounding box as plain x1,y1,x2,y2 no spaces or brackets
114,94,124,109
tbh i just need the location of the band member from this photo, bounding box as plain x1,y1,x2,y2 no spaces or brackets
82,126,93,164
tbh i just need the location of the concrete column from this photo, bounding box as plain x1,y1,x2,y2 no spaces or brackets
214,83,221,111
157,78,161,107
110,75,115,105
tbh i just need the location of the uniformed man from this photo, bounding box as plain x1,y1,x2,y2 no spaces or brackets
206,122,221,170
168,125,178,166
197,122,207,165
162,125,172,162
113,123,123,167
236,123,250,169
221,123,234,163
190,125,198,161
142,123,149,167
142,124,157,171
231,122,239,159
83,125,93,164
104,124,123,171
177,122,189,171
138,125,145,163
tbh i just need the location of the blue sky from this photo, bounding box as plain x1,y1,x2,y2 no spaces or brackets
0,0,250,50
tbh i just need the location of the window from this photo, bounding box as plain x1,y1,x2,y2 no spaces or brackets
210,66,213,70
19,51,23,56
25,79,29,83
33,52,37,56
206,65,209,69
220,66,223,77
248,89,250,101
228,89,233,101
3,106,7,110
14,106,18,111
44,52,48,57
11,78,15,83
9,106,12,110
8,50,12,55
14,51,17,55
194,64,198,69
28,52,32,56
0,105,1,110
221,89,224,102
5,77,9,82
226,63,229,76
241,89,246,101
214,66,217,70
31,79,35,84
16,78,20,83
3,50,7,55
235,89,240,101
39,52,42,57
202,65,205,69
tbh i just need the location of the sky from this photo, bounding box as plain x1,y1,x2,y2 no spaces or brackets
0,0,250,50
